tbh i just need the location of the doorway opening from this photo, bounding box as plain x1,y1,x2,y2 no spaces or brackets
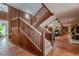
0,19,9,38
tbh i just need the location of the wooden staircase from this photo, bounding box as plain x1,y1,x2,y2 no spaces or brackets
10,17,45,56
9,3,55,56
32,4,55,55
33,3,54,28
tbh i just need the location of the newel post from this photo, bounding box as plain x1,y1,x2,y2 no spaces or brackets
41,30,45,56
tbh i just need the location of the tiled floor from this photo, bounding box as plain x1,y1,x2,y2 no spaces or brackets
0,36,34,56
48,33,79,56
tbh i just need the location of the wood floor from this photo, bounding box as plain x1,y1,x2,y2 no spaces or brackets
0,36,34,56
1,33,79,56
48,33,79,56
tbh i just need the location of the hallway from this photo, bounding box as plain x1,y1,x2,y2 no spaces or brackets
0,36,34,56
48,33,79,56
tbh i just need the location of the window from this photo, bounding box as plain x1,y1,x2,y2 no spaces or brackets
0,4,8,12
25,13,30,19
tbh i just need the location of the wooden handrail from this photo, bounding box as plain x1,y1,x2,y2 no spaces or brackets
10,17,18,21
10,17,41,35
33,5,53,27
19,17,41,35
33,5,49,25
42,28,51,33
33,11,49,26
10,17,45,55
55,18,64,28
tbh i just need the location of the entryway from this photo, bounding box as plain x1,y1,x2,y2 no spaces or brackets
0,19,9,38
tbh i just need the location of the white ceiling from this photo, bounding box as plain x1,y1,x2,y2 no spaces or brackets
6,3,42,15
45,3,79,15
44,3,79,26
